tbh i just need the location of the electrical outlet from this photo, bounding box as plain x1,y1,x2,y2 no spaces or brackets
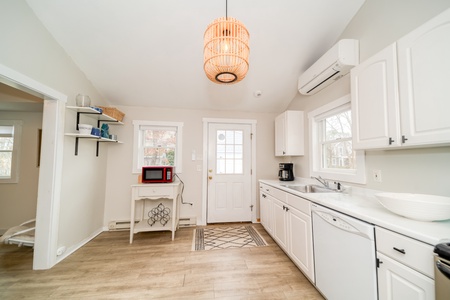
373,170,382,182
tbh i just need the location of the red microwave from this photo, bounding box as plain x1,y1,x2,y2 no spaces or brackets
141,166,174,183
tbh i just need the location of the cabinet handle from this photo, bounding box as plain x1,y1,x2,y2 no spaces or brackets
402,135,408,144
389,137,395,145
393,247,406,254
262,194,266,198
285,207,289,212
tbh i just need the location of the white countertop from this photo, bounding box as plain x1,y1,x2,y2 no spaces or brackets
260,179,450,246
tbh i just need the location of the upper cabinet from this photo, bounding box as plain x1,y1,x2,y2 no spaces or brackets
351,43,401,149
397,9,450,146
275,110,304,156
351,9,450,150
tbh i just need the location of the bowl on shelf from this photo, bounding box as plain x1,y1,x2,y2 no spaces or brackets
78,124,93,135
375,192,450,222
91,127,101,137
76,94,91,107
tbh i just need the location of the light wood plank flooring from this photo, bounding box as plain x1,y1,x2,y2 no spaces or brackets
0,224,323,299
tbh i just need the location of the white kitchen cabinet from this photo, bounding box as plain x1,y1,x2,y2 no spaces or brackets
377,253,435,300
272,197,288,251
376,227,435,300
397,8,450,146
351,9,450,150
259,186,273,235
286,194,314,282
259,182,314,283
351,43,401,149
275,110,304,156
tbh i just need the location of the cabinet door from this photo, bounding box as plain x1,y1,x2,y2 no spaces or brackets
288,207,314,282
259,191,273,235
397,9,450,146
275,111,304,156
351,43,401,149
378,253,435,300
275,113,286,156
272,198,288,251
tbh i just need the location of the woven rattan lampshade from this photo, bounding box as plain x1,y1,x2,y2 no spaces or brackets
203,15,250,84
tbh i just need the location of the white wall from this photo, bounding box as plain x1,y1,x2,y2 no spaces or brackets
0,1,110,258
0,111,42,231
287,0,450,197
104,106,278,225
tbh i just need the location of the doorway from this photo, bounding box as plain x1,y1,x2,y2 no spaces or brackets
202,118,257,225
0,64,66,269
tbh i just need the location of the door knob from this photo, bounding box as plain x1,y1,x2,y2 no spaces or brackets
208,176,213,180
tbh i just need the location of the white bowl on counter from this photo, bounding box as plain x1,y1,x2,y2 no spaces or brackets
375,192,450,222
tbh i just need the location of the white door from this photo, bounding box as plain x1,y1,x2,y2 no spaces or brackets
207,123,252,223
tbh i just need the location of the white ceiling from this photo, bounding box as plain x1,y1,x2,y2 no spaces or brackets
25,0,365,113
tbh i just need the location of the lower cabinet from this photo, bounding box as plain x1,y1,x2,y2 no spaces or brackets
259,183,314,283
377,253,435,300
259,190,273,235
376,227,435,300
287,203,314,282
272,197,288,250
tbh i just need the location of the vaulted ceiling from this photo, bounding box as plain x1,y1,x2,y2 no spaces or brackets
25,0,365,113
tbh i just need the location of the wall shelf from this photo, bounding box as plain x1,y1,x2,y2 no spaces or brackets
66,106,124,156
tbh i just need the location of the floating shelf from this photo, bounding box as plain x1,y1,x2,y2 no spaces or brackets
65,106,124,156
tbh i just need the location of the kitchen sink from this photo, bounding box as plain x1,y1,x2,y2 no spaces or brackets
282,184,336,193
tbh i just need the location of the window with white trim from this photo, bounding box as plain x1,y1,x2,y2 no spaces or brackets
132,120,183,174
309,95,366,184
0,120,22,183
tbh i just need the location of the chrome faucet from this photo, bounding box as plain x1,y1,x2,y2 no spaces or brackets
311,176,329,188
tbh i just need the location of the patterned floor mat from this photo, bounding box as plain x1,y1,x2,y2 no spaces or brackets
193,226,267,251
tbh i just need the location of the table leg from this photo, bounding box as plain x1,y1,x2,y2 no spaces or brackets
130,199,135,244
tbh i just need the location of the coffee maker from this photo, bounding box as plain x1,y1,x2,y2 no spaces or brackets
278,163,294,181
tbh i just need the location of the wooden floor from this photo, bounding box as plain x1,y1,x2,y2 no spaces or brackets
0,224,323,299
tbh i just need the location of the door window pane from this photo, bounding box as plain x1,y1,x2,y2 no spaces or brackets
216,130,243,174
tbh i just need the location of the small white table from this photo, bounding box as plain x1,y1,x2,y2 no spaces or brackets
130,180,182,243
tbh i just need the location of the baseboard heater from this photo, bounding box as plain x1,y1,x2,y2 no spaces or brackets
108,220,139,231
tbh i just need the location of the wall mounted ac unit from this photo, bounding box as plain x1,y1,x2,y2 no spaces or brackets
298,39,359,95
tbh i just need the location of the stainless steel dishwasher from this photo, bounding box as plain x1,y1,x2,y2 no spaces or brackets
312,203,377,300
434,243,450,300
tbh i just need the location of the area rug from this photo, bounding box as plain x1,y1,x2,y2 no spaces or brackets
192,226,267,251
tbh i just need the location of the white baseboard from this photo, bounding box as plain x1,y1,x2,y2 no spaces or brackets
55,227,104,264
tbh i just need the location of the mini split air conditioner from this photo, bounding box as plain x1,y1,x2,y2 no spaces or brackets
298,39,359,95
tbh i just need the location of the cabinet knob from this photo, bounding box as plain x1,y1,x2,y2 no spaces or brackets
389,137,395,145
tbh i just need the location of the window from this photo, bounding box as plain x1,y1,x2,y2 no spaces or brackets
216,130,243,174
0,120,22,183
309,95,366,184
132,120,183,174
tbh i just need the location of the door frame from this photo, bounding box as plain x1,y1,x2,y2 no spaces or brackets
201,118,257,226
0,63,67,269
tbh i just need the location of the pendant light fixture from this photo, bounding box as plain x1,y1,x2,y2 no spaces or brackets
203,0,250,84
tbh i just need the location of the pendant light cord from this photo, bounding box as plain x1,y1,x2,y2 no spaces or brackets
226,0,228,19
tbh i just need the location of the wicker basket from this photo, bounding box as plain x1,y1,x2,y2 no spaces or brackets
98,106,125,122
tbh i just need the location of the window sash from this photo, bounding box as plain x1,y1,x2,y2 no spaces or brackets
308,95,366,184
133,120,183,174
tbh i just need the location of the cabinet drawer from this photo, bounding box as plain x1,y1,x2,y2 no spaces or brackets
286,193,311,215
260,184,286,202
137,186,173,197
376,227,434,278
